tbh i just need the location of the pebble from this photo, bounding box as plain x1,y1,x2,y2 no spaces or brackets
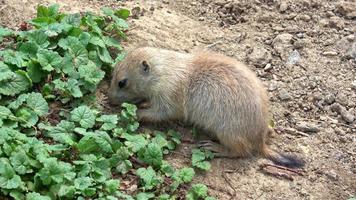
325,170,339,181
351,80,356,90
340,109,355,123
330,103,355,123
324,94,335,105
279,89,292,101
322,51,338,56
345,42,356,59
279,2,288,12
273,33,293,60
329,16,344,30
247,47,272,68
296,122,320,133
264,63,273,71
287,50,301,65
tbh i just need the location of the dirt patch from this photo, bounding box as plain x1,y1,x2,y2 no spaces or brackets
1,0,355,199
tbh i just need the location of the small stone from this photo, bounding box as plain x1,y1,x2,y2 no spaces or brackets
325,11,334,18
294,39,307,49
336,93,348,106
247,47,272,68
296,122,320,133
345,42,356,59
273,33,293,60
325,170,339,181
279,2,288,12
329,16,344,30
335,1,356,19
264,63,273,71
279,89,292,101
287,50,301,65
351,80,356,90
340,109,355,123
268,81,279,91
330,103,342,113
296,14,311,22
162,0,169,4
346,34,355,42
324,94,335,105
296,32,304,38
322,51,338,56
131,7,141,19
198,17,205,21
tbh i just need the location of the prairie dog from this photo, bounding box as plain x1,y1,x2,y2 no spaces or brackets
109,47,304,168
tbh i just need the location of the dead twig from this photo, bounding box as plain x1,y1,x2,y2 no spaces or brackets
260,166,294,181
206,40,223,48
223,172,237,200
260,163,304,176
280,127,310,137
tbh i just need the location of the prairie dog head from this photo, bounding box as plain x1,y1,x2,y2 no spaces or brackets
108,47,156,106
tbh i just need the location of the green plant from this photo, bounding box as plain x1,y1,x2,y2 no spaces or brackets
0,4,214,200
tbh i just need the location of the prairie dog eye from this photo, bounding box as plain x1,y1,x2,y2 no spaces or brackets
142,61,150,73
118,79,127,88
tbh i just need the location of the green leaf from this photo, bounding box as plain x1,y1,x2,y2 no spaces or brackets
78,62,105,89
139,143,163,168
191,149,212,171
105,179,120,194
0,49,26,67
59,36,88,66
19,41,39,58
62,13,81,26
186,184,208,200
77,133,112,154
178,167,195,183
47,120,76,145
103,36,122,49
0,158,24,189
136,192,155,200
53,78,83,98
26,192,51,200
122,133,148,153
89,36,106,47
74,177,93,190
58,185,76,198
15,107,38,128
0,106,14,126
0,27,14,42
115,9,130,20
37,4,59,18
98,47,113,64
70,106,96,128
97,114,118,130
0,62,13,81
27,61,45,83
26,92,49,116
136,166,162,190
160,161,174,177
25,30,50,48
37,49,63,71
0,70,31,96
10,151,31,175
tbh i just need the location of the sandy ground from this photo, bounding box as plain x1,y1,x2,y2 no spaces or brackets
1,0,355,199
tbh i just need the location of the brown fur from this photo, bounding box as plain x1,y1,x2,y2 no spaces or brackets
109,47,304,168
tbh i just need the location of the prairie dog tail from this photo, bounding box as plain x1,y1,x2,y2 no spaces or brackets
262,145,305,168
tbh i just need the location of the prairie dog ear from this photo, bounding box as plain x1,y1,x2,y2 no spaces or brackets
141,60,150,73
